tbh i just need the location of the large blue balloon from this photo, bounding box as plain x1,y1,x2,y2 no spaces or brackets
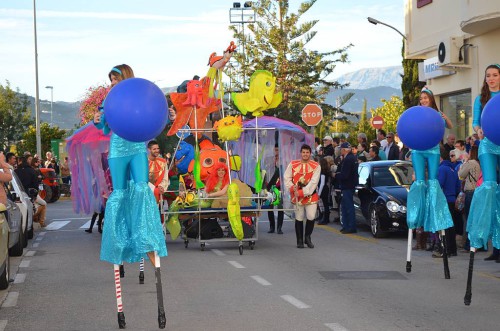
397,106,444,151
481,93,500,145
104,78,169,142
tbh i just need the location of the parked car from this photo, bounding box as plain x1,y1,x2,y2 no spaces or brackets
40,168,60,203
0,203,10,290
2,189,24,257
6,169,35,240
354,160,413,238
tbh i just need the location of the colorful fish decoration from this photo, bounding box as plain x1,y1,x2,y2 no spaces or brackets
231,70,282,117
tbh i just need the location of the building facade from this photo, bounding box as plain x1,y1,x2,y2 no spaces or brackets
405,0,500,139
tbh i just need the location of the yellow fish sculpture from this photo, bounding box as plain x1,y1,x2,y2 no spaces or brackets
232,70,282,117
227,182,244,240
213,115,243,142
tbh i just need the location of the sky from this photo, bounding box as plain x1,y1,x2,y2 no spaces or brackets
0,0,404,103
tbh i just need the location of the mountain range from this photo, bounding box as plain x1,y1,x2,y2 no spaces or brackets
26,66,403,129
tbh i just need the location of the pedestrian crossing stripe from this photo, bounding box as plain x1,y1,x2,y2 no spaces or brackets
80,220,97,229
45,221,70,230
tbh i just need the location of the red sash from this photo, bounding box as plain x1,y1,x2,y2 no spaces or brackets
289,160,319,205
149,157,167,202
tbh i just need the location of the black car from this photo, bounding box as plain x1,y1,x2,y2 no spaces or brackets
354,160,413,237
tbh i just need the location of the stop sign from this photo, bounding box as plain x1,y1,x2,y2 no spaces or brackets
301,104,323,126
371,116,384,129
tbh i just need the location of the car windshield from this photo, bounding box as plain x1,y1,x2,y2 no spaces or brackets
372,164,413,187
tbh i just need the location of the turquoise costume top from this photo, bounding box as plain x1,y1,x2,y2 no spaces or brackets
95,111,167,264
95,112,145,158
407,119,453,232
467,90,500,249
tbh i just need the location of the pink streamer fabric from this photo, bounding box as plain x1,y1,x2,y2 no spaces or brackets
66,123,112,214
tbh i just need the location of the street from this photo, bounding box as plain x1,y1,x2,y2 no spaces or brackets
1,199,500,331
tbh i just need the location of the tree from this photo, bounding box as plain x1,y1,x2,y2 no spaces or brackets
228,0,352,125
357,99,375,141
401,42,425,109
18,122,67,157
0,82,35,150
317,92,355,137
371,96,405,134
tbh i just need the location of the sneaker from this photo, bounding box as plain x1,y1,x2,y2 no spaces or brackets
432,252,443,258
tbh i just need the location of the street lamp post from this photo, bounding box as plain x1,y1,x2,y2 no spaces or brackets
33,0,42,157
229,2,256,88
45,86,53,126
367,17,407,40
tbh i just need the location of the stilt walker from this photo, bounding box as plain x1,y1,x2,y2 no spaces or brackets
397,88,454,278
463,64,500,305
93,65,169,329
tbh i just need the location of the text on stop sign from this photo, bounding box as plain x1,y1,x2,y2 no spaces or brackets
303,112,322,118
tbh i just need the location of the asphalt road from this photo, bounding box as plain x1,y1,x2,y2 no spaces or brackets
1,199,500,331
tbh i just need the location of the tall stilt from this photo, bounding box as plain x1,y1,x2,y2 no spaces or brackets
464,248,476,305
406,229,413,273
139,258,145,284
152,252,166,329
440,230,450,279
114,264,126,329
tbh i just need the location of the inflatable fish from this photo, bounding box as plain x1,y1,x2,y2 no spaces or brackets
213,115,243,142
175,141,195,174
231,70,282,117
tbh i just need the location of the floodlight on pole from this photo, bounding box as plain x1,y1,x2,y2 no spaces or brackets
229,2,256,88
367,17,407,40
45,86,53,126
33,0,42,157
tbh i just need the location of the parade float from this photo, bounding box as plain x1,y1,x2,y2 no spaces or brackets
67,42,312,258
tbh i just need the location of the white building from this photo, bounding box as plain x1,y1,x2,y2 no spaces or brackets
405,0,500,139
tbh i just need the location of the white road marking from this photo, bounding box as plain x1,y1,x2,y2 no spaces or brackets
0,320,7,331
32,243,39,248
19,260,30,268
25,251,36,257
211,249,226,256
80,220,95,229
38,232,46,236
35,236,43,241
1,292,19,308
51,217,88,221
280,295,310,309
325,323,350,331
45,221,70,230
227,261,245,269
13,273,26,284
251,275,271,286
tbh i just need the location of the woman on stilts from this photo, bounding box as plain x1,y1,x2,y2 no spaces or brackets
94,64,168,328
464,64,500,305
405,87,454,277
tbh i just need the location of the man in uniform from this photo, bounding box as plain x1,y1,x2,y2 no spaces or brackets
284,144,321,248
147,140,169,203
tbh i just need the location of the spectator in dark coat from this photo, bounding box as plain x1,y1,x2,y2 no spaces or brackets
384,132,400,160
436,153,461,257
322,135,335,157
15,156,39,191
334,142,359,233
